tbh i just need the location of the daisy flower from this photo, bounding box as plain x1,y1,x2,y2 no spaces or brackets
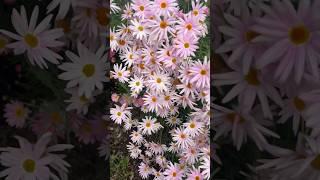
153,0,178,17
0,6,64,69
127,143,142,159
129,75,144,93
182,146,199,164
253,0,320,83
177,14,202,37
110,104,132,124
174,34,199,58
111,63,130,83
215,9,266,73
187,167,204,180
0,133,73,180
120,48,139,67
189,57,210,89
138,162,152,179
163,162,184,180
75,119,96,144
64,87,97,114
172,128,194,149
130,19,149,40
3,101,30,128
58,43,107,98
213,64,283,119
143,93,162,112
148,16,176,41
184,119,204,137
132,0,152,19
148,72,170,94
130,131,144,145
213,104,279,150
138,116,163,135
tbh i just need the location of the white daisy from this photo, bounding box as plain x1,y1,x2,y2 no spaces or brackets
110,104,132,124
0,133,73,180
0,6,64,69
111,63,130,83
59,43,107,98
172,128,194,149
138,116,163,135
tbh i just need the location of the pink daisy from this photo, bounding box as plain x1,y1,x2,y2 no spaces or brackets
153,0,178,17
163,162,184,180
174,34,199,58
189,56,210,89
253,0,320,83
3,101,29,128
186,167,204,180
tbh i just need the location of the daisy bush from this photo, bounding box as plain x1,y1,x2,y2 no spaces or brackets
213,0,320,179
109,0,210,179
0,0,109,179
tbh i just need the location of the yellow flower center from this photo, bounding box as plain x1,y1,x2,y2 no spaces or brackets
172,58,177,63
96,8,108,26
0,38,7,49
193,10,199,16
82,123,92,133
15,107,25,118
180,133,186,139
289,25,310,45
56,19,71,33
311,154,320,170
200,69,207,75
118,39,126,46
110,35,114,41
146,122,151,128
117,72,123,77
135,81,140,86
80,95,89,103
82,64,95,77
160,2,167,8
152,97,157,102
160,21,168,29
117,112,122,116
86,8,92,17
24,34,38,48
156,78,162,83
245,68,260,86
139,6,145,11
186,23,192,30
189,122,195,128
245,30,259,42
184,43,190,48
226,113,246,123
51,112,63,125
23,159,36,173
294,96,305,111
138,26,144,31
172,172,177,177
195,176,200,180
165,96,170,101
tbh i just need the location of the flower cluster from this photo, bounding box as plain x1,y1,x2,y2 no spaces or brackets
213,0,320,179
110,0,210,179
0,0,110,179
